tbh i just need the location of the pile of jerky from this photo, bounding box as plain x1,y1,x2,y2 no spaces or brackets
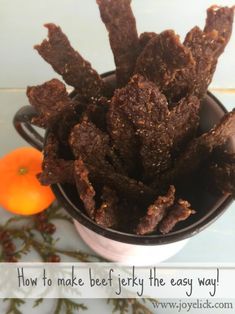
26,1,235,235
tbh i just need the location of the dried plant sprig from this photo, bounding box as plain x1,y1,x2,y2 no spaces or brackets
54,299,87,314
4,298,25,314
108,298,154,314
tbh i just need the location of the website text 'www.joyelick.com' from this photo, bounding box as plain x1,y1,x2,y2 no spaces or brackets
151,299,233,312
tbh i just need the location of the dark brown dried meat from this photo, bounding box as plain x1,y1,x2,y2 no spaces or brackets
138,32,156,54
136,186,175,235
159,199,195,234
31,5,234,237
95,186,119,228
158,109,235,187
184,27,224,98
204,6,234,53
108,74,170,178
209,162,235,197
56,110,79,148
84,97,109,131
165,28,222,102
108,75,200,179
169,95,200,153
212,137,235,163
27,79,75,128
69,119,124,174
97,0,139,86
135,30,194,93
35,23,103,99
39,159,74,185
69,119,111,166
166,7,234,102
88,163,156,205
38,132,74,185
74,158,96,219
107,101,139,174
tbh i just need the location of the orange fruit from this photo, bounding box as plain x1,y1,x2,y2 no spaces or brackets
0,147,55,215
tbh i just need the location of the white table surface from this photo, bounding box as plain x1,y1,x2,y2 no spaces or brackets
1,1,235,313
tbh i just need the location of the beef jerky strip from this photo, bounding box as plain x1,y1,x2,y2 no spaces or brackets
135,30,194,92
184,27,224,98
88,163,156,205
69,119,116,171
169,95,200,153
108,74,170,178
35,23,103,99
157,109,235,187
74,159,96,219
27,79,75,128
138,32,156,54
95,186,119,228
204,6,234,54
39,159,74,185
97,0,139,86
84,97,109,132
56,109,79,148
165,28,222,102
107,101,139,174
159,199,195,234
125,76,170,178
209,162,235,197
166,7,234,102
136,185,175,235
213,137,235,163
38,132,74,185
69,119,109,160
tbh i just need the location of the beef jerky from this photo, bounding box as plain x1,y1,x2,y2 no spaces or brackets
136,185,175,235
204,6,234,52
87,163,156,205
69,118,124,174
138,32,156,54
39,159,74,185
184,27,224,97
107,102,139,174
27,79,75,128
84,97,109,131
108,74,170,178
97,0,139,86
213,137,235,163
74,159,96,219
169,95,200,153
102,72,117,98
116,198,142,231
54,101,83,149
108,75,200,178
38,132,74,185
166,7,234,102
159,199,195,234
119,75,168,127
209,162,235,197
35,23,103,99
95,186,119,228
69,119,111,166
165,28,221,102
135,30,194,92
157,109,235,187
72,116,124,175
